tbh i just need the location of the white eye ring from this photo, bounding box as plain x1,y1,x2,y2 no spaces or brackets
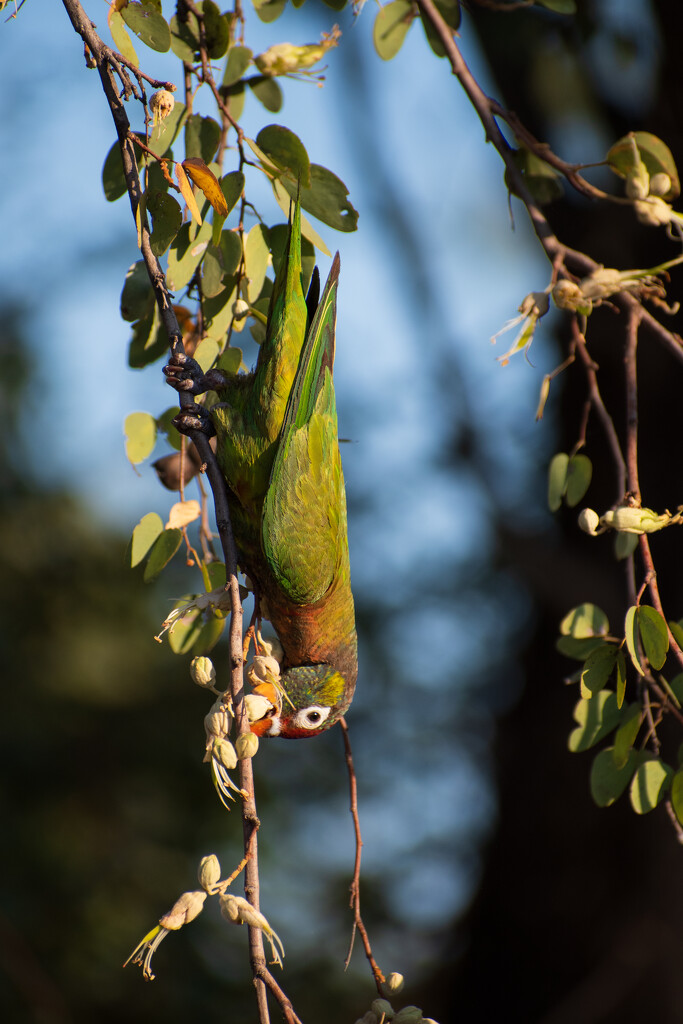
292,706,332,730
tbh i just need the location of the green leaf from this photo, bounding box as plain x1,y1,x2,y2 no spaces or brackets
607,131,680,200
109,10,139,65
170,11,199,61
248,75,283,113
128,304,167,369
548,452,569,512
193,337,221,373
184,114,221,164
168,603,225,654
124,412,157,464
625,605,645,676
120,261,153,322
419,0,461,58
590,747,639,807
102,138,139,202
614,531,639,560
220,171,245,216
201,0,230,59
156,407,182,451
613,703,642,769
148,101,186,159
638,605,669,670
217,346,243,376
373,0,415,61
565,454,592,507
204,278,239,341
131,512,164,567
615,648,627,708
244,223,270,303
629,758,673,814
536,0,577,13
166,219,213,292
121,1,171,52
580,644,617,695
252,0,287,23
280,165,359,232
147,190,182,257
256,125,311,188
223,45,253,86
143,528,183,582
203,561,226,591
670,768,683,826
220,230,242,276
508,148,564,205
568,690,624,753
669,619,683,650
556,635,606,660
560,603,609,639
201,243,225,298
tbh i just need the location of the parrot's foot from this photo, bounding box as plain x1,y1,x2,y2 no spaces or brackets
172,403,216,438
163,350,229,396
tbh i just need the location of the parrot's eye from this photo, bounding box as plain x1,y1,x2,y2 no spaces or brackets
292,705,331,730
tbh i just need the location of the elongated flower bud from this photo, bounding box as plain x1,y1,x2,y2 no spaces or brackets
198,854,221,891
159,890,206,930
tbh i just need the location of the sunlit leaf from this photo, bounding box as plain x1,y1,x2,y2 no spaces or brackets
615,648,627,708
373,0,414,61
256,125,311,188
121,0,171,52
170,11,199,61
124,411,157,464
252,0,286,23
121,261,153,322
548,452,569,512
128,304,167,368
144,528,183,582
166,500,201,530
244,223,271,303
176,162,203,225
193,337,221,373
560,603,609,639
147,189,182,256
624,605,644,676
217,347,243,376
109,9,139,65
167,220,213,292
220,230,242,276
157,407,182,451
223,44,253,85
565,453,592,507
607,131,680,200
580,644,617,695
201,0,230,59
590,747,639,807
203,278,239,341
612,703,642,769
201,243,225,298
629,758,673,814
220,171,246,216
638,605,669,670
131,512,163,567
568,690,623,753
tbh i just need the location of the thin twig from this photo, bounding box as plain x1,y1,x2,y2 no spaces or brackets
340,719,385,993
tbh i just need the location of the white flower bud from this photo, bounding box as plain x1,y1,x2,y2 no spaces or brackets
190,656,216,688
205,697,232,740
235,732,259,760
634,197,673,226
383,973,405,995
248,655,282,685
625,168,650,199
232,298,250,320
552,280,591,315
601,506,671,534
159,890,206,930
198,854,221,891
213,738,237,770
649,172,672,197
578,508,600,536
244,693,275,723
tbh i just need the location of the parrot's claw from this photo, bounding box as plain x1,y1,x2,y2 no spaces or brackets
163,353,229,396
172,404,216,438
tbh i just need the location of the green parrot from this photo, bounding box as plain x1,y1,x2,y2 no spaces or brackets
165,201,357,738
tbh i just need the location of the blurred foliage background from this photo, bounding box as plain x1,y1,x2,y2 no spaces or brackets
3,1,683,1022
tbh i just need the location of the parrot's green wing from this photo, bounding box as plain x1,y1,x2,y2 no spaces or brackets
262,252,350,606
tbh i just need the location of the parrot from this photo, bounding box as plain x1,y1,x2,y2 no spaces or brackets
165,200,357,738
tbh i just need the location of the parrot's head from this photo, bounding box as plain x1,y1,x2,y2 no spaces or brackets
249,662,355,739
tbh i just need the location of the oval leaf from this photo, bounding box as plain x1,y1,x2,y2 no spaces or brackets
121,1,171,52
223,44,253,86
568,690,623,753
166,499,201,530
220,171,246,217
548,452,569,512
670,767,683,826
373,0,414,61
629,758,673,814
147,190,182,257
143,528,183,582
182,158,228,217
131,512,163,567
637,605,669,671
607,131,680,200
121,261,153,322
565,453,592,507
244,223,271,303
256,125,311,188
624,605,645,676
560,603,609,639
613,703,642,769
581,644,618,695
124,411,157,464
590,747,639,807
280,164,358,232
248,75,283,113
